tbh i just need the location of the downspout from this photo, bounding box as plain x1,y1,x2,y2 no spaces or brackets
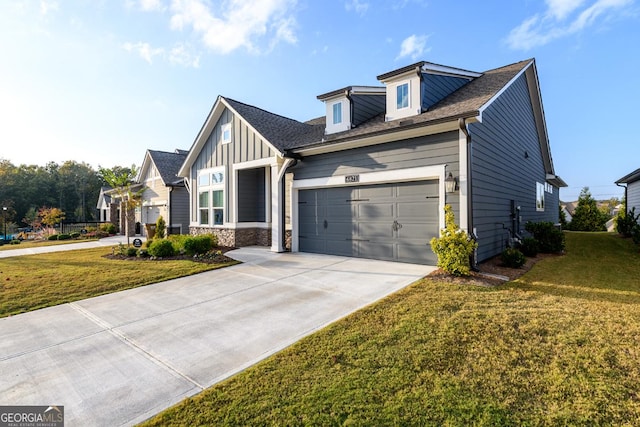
459,118,479,271
345,89,354,129
416,66,424,113
616,182,628,214
167,186,172,235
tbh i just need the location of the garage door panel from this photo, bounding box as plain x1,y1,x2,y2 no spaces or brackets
298,180,439,265
359,241,394,260
398,243,436,264
357,202,394,220
325,239,355,257
357,221,394,239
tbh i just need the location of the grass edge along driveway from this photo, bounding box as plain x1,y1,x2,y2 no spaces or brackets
0,247,237,317
142,232,640,426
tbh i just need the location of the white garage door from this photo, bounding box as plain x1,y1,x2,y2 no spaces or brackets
298,180,439,264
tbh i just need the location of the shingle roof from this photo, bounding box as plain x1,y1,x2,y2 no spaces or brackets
221,60,531,154
224,97,325,151
147,149,188,185
616,168,640,185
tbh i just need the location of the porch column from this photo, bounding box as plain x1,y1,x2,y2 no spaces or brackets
270,164,284,252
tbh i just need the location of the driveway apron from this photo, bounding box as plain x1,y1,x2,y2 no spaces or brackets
0,247,434,426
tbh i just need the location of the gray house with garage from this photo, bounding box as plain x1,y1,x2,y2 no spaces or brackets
178,58,566,265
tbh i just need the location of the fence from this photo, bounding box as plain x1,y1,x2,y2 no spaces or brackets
60,222,113,234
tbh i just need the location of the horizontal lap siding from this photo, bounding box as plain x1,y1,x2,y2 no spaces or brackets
627,181,640,214
470,73,559,262
294,131,461,218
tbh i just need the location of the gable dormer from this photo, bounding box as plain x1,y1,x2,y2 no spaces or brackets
317,86,385,135
377,61,482,122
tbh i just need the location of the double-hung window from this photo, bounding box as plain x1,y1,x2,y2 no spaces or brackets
198,168,225,225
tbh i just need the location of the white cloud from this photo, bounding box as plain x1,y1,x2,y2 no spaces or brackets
507,0,633,50
168,0,298,54
123,41,164,64
396,34,429,60
345,0,369,15
169,43,200,67
40,0,58,16
140,0,165,12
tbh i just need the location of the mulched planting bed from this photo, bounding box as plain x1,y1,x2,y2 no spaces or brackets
103,246,237,264
427,252,561,286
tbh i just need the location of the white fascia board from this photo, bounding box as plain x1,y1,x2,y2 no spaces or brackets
350,86,386,95
293,120,459,156
422,63,482,79
177,97,284,177
476,59,533,123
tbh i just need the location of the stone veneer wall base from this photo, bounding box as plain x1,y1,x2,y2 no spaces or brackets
190,226,271,248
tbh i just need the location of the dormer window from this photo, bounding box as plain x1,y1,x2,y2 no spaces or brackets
332,102,342,125
396,82,409,109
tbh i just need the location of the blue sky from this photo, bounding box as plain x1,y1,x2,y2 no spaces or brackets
1,0,638,202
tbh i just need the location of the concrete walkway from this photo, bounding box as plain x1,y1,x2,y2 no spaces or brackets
0,247,435,426
0,235,143,258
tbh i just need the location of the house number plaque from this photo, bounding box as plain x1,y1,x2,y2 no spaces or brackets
345,174,360,183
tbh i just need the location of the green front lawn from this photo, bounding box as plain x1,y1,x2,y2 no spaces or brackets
0,238,99,251
0,247,237,317
142,232,640,426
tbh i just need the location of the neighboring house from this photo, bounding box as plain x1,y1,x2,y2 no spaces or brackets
561,201,576,223
616,168,640,215
178,58,566,265
136,149,190,236
96,186,118,226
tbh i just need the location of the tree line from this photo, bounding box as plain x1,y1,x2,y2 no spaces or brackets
0,159,132,231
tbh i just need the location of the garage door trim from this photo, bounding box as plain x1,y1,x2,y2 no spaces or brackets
291,164,447,253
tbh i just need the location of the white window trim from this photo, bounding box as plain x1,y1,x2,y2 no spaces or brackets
197,167,225,226
221,122,232,144
536,182,545,212
396,81,410,110
291,164,447,252
332,102,342,125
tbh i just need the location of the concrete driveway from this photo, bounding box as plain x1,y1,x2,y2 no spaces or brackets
0,247,434,426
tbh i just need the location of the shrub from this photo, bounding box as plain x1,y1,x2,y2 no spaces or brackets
168,234,189,253
48,235,59,241
95,230,109,238
183,234,217,255
148,239,176,258
137,249,149,258
144,237,153,248
70,232,81,239
126,247,138,257
519,237,539,257
616,207,640,238
430,205,478,277
57,233,71,240
632,224,640,246
99,223,117,234
501,247,526,268
10,239,20,245
155,216,166,239
525,221,565,253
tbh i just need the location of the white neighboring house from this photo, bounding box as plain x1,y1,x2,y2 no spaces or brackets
616,168,640,216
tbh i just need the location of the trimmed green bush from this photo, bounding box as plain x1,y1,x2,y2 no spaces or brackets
126,247,138,257
156,216,166,239
70,232,81,239
430,205,477,277
148,239,176,258
519,237,539,257
57,233,71,240
48,235,59,241
525,221,565,253
95,230,109,238
99,223,117,234
137,249,149,258
183,235,217,255
501,247,526,268
10,239,20,245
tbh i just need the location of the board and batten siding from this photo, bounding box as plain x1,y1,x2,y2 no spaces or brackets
188,107,275,223
627,181,640,214
292,130,461,219
470,72,559,262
